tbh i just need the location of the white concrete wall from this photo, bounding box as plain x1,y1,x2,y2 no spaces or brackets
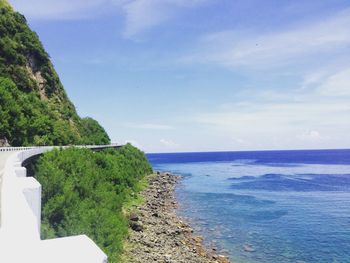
0,145,119,263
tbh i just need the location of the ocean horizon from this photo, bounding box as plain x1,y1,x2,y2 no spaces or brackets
147,149,350,263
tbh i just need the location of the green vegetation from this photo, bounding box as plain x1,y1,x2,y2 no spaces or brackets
0,2,109,146
0,77,110,145
35,144,153,262
0,0,11,9
80,117,111,145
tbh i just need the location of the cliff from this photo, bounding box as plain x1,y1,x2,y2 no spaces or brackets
0,0,110,146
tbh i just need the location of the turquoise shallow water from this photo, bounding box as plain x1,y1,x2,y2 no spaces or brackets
147,150,350,263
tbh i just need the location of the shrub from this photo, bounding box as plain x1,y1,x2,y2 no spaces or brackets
35,144,153,262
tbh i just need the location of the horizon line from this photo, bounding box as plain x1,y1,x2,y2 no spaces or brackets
146,147,350,155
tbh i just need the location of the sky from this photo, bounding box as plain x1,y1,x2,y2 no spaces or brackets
8,0,350,153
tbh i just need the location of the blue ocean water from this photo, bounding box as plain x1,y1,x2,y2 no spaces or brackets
147,149,350,263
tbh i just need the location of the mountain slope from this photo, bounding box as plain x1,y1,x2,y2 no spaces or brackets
0,0,110,146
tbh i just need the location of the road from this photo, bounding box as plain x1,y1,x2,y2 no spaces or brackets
0,151,14,184
0,151,16,221
0,151,13,169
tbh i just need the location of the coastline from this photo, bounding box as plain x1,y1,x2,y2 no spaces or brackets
121,172,231,263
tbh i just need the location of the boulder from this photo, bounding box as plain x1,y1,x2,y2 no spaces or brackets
129,213,139,222
0,137,10,147
130,221,144,232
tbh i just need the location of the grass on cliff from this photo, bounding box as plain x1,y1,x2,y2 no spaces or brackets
0,77,110,146
0,0,11,9
35,144,153,262
122,173,154,210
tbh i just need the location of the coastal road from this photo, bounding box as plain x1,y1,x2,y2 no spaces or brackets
0,151,16,221
0,151,13,182
0,151,14,185
0,151,13,170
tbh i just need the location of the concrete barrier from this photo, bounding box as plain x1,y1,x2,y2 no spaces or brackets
0,145,120,263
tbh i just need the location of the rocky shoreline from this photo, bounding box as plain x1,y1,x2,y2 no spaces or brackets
122,172,231,263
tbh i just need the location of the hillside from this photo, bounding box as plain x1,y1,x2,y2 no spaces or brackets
0,0,110,146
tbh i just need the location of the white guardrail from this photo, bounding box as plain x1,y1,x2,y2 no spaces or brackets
0,145,120,263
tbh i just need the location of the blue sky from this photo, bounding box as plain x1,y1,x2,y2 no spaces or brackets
8,0,350,152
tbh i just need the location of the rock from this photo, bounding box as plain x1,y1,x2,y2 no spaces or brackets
129,213,139,221
130,221,144,232
122,172,231,263
0,137,10,147
217,255,230,263
152,212,159,217
243,244,255,252
164,254,172,262
193,236,203,244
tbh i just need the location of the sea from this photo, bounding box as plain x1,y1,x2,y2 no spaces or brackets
147,149,350,263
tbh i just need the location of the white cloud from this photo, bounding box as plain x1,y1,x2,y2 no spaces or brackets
232,137,253,147
8,0,208,37
121,0,174,38
160,139,180,149
124,122,174,130
121,0,208,38
318,68,350,96
8,0,108,19
297,130,324,141
195,101,349,130
185,9,350,69
191,94,350,149
301,70,329,90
